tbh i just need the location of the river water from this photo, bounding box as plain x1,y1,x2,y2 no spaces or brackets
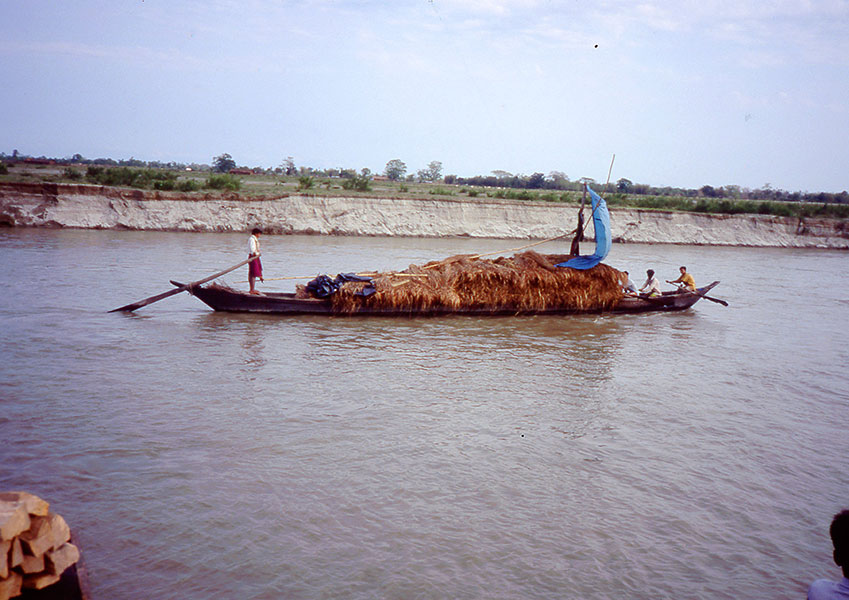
1,229,847,599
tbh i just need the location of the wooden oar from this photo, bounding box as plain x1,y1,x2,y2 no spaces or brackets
109,256,257,312
673,284,729,307
697,293,729,307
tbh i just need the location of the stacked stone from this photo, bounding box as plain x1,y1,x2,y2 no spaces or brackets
0,492,80,600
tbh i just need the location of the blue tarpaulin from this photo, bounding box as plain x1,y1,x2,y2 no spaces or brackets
306,273,375,297
556,186,611,270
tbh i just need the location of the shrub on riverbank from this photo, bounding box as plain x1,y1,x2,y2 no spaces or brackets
85,166,176,188
205,173,242,191
602,192,849,219
297,175,315,190
75,166,217,192
341,173,372,192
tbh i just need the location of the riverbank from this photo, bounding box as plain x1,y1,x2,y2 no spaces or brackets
1,181,846,248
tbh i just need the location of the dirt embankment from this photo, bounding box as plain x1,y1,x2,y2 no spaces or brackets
1,181,846,248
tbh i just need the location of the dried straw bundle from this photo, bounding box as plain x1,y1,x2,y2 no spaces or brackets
329,250,624,314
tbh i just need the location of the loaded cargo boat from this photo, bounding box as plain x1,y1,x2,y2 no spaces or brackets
173,278,721,316
112,185,726,316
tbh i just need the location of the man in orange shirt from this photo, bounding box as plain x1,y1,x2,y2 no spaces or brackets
667,266,696,291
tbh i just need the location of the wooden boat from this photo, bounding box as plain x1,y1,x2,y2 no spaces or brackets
172,280,721,316
114,185,726,317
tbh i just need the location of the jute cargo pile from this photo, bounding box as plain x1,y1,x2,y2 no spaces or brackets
322,251,625,314
1,492,80,600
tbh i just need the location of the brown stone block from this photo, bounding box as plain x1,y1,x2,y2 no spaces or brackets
22,571,60,590
0,571,23,600
46,542,80,576
0,492,49,517
18,515,53,558
9,539,23,568
0,504,30,541
19,551,46,574
47,513,71,549
0,539,9,579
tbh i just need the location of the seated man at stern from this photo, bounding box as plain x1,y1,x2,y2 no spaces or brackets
808,509,849,600
667,265,696,291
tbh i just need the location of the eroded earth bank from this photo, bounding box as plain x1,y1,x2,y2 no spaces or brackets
1,182,846,248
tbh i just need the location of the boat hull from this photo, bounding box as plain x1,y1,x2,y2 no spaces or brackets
174,281,720,316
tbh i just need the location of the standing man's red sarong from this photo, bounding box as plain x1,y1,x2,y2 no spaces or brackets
248,256,263,279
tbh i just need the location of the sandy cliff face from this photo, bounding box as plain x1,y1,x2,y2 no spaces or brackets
1,182,846,248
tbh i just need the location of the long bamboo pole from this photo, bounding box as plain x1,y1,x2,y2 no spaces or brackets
109,255,258,312
605,153,616,193
234,272,428,283
428,165,619,269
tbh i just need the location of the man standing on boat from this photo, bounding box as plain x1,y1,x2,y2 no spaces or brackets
667,266,696,291
248,228,263,294
640,269,662,297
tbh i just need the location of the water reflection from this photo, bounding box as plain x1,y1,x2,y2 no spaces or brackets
180,309,634,444
186,311,629,383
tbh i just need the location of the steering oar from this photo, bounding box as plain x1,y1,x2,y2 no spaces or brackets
109,255,257,312
671,283,728,307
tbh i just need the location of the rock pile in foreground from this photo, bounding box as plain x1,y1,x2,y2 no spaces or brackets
1,492,80,600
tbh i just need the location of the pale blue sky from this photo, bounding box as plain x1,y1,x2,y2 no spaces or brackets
2,0,848,192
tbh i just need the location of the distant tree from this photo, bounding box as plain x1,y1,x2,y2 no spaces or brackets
492,170,512,179
417,160,443,183
281,156,297,176
428,160,442,181
527,172,546,189
700,185,718,198
724,185,742,199
384,159,407,181
549,171,569,186
616,178,633,193
213,153,236,173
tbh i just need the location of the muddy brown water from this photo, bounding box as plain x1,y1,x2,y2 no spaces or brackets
1,229,847,599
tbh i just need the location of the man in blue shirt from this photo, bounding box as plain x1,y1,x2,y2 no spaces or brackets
809,510,849,599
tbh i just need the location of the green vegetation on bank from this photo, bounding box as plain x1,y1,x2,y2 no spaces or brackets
1,152,847,220
603,193,849,219
47,165,240,192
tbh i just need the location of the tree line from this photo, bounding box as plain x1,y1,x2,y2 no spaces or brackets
445,173,849,205
2,150,846,205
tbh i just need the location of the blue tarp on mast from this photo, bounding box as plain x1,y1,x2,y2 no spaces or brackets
556,186,611,270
